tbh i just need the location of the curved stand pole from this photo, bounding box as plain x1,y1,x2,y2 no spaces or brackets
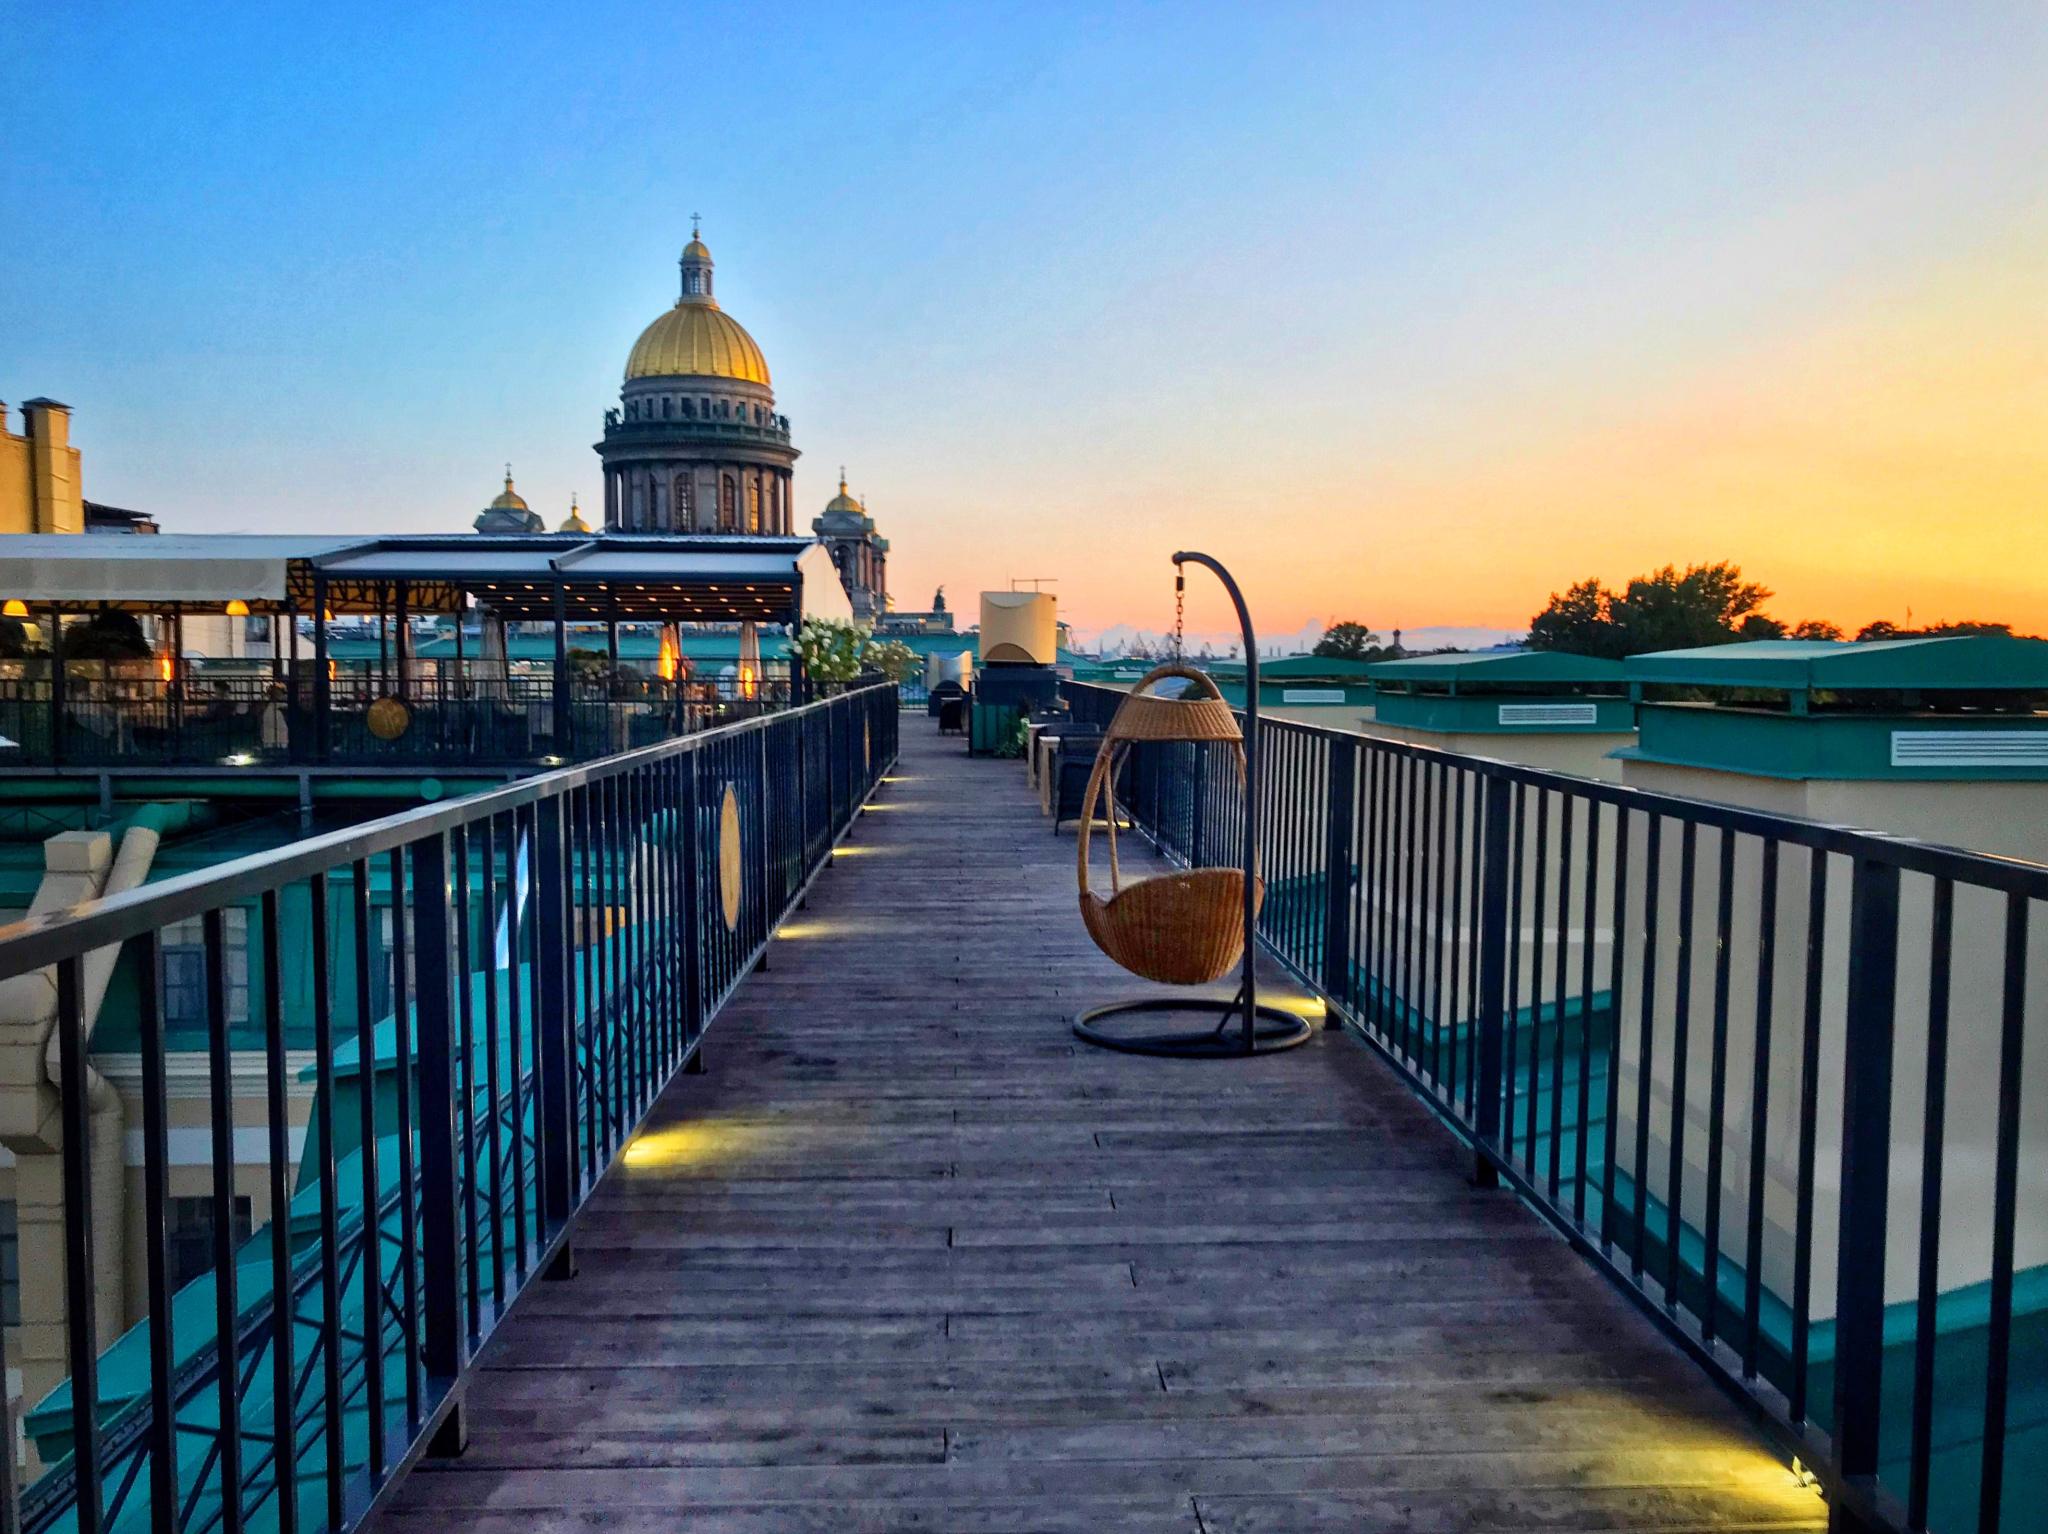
1071,551,1310,1060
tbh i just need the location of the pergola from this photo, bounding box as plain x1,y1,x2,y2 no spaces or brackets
0,532,849,765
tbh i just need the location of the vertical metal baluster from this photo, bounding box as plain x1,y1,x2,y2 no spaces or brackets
1700,830,1736,1342
350,861,384,1479
507,809,531,1274
1572,798,1600,1228
57,955,104,1534
385,847,421,1430
260,891,298,1534
1741,839,1780,1378
1665,820,1697,1311
1398,756,1419,1062
1367,749,1389,1037
410,831,468,1457
1630,816,1663,1281
478,819,506,1311
133,929,176,1534
1600,810,1631,1253
307,875,346,1533
1464,774,1486,1120
1546,795,1573,1203
1907,877,1952,1530
576,787,599,1183
1411,756,1435,1072
1429,763,1452,1096
593,779,613,1159
203,910,245,1532
1525,789,1549,1174
683,752,705,1060
534,796,579,1277
1976,894,2028,1534
451,826,481,1343
1443,770,1467,1102
1471,774,1512,1188
1789,853,1828,1424
1502,785,1527,1160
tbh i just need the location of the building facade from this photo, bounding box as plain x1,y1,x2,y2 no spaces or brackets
0,399,84,536
595,230,799,536
812,472,889,621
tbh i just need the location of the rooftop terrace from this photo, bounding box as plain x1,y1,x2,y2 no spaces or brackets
1,681,2041,1534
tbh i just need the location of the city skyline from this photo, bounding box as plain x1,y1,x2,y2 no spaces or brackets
4,3,2044,642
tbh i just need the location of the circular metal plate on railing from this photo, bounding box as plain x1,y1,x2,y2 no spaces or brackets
719,782,743,930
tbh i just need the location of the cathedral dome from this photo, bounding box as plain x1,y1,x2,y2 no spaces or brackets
623,230,772,385
558,495,590,534
489,468,529,511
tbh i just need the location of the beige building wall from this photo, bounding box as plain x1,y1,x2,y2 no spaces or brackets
1614,758,2048,1322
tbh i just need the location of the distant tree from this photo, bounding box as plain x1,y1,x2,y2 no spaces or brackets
1856,618,2015,641
1312,621,1384,661
1788,619,1844,641
1527,579,1625,658
1529,562,1772,657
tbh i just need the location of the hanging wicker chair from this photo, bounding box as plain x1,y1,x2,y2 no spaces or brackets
1076,662,1263,986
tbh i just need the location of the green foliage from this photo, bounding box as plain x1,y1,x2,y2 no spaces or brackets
795,617,871,683
1856,618,2014,641
1789,619,1845,641
865,637,918,685
1311,621,1393,661
993,713,1029,759
1528,562,1773,658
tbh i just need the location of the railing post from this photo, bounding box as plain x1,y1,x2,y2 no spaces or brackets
1829,856,1900,1532
533,796,579,1277
1472,773,1512,1188
408,831,468,1456
681,752,707,1073
1322,736,1358,1003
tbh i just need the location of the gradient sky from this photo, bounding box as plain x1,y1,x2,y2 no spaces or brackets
4,3,2044,644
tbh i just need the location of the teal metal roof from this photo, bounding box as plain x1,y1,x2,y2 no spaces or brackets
1367,651,1627,687
1624,636,2048,692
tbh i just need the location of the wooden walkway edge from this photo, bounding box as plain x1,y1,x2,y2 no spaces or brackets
374,719,1827,1533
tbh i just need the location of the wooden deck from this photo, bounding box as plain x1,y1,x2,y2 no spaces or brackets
377,722,1826,1533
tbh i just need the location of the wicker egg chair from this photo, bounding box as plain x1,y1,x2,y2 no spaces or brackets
1076,663,1263,985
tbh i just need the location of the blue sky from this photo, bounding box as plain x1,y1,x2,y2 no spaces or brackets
5,3,2044,639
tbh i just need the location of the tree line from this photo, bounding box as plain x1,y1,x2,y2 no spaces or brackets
1310,561,2026,665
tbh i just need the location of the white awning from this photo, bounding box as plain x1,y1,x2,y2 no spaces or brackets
0,535,359,605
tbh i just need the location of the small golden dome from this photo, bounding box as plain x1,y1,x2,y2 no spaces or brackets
625,304,771,385
490,466,530,511
823,469,863,516
682,238,712,263
558,495,591,534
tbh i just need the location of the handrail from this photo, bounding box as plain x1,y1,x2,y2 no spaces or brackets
1063,679,2046,1534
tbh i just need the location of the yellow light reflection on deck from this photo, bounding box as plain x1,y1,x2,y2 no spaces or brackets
621,1119,771,1170
1267,994,1328,1020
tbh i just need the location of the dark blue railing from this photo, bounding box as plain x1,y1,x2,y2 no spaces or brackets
1065,680,2048,1534
0,677,898,1534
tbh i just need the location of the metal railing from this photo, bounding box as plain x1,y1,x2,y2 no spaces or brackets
0,677,898,1534
0,664,809,769
1064,681,2047,1534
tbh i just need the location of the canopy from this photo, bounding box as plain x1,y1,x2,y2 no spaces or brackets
0,535,356,609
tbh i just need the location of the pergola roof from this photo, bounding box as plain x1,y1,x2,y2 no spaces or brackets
0,532,842,624
1624,637,2048,692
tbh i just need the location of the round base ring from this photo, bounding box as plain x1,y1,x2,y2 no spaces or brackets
1073,997,1314,1059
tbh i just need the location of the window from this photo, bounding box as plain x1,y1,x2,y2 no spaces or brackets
161,910,251,1029
167,1196,253,1291
673,474,693,525
720,475,737,531
0,1202,17,1327
747,480,761,533
681,399,695,419
626,400,639,421
662,397,672,419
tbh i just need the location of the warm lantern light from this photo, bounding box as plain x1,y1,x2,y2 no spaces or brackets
157,653,174,682
224,599,251,617
657,626,680,681
1,600,26,618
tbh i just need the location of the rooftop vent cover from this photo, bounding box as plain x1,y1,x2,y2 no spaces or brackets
1890,731,2048,768
1498,702,1599,727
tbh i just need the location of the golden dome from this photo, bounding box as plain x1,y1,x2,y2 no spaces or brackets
823,469,863,516
490,466,529,511
682,237,711,262
558,495,591,534
625,302,771,385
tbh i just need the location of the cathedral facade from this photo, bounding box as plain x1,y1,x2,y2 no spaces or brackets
594,230,798,535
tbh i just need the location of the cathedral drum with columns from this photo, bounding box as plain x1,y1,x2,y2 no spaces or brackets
597,226,798,534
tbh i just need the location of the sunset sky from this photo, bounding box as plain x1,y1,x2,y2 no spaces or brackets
5,4,2043,645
